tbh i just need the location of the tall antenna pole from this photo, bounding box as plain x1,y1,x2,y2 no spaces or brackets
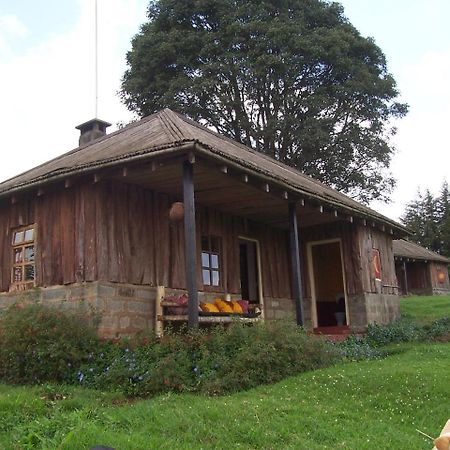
94,0,98,118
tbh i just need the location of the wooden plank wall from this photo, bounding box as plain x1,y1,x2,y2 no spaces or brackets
357,226,398,294
429,262,450,290
0,179,293,299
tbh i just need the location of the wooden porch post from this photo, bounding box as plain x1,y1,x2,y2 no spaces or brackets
289,202,304,326
183,160,199,328
403,260,409,295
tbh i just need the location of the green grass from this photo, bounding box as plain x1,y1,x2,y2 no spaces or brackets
400,295,450,324
1,343,449,449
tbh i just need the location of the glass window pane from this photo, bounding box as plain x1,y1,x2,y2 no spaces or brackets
211,254,219,269
24,228,34,241
24,265,35,281
201,252,210,268
202,269,211,285
13,231,24,244
13,267,22,282
212,270,220,286
14,248,23,263
24,246,35,262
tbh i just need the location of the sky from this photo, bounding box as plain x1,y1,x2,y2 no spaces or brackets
0,0,449,222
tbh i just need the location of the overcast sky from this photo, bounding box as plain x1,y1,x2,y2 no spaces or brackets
1,0,449,221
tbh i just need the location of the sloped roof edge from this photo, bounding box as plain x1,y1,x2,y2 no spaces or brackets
0,108,409,233
393,239,450,263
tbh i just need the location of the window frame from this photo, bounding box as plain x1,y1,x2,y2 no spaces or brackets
11,224,37,291
201,235,222,289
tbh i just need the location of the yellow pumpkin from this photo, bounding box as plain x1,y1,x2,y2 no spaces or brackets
200,302,220,313
214,299,233,313
231,300,243,313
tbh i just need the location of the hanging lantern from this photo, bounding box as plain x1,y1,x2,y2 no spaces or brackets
437,270,446,283
169,202,184,222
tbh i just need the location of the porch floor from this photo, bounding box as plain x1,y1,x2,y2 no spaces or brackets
313,325,351,342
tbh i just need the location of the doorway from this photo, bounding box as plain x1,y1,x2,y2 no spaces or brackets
239,238,263,308
308,239,348,327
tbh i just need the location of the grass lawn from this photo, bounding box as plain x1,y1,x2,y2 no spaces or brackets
400,295,450,323
1,343,449,449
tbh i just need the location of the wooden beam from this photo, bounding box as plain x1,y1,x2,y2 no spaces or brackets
183,161,199,329
288,202,304,326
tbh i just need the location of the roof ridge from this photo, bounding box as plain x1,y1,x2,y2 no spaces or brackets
158,109,189,141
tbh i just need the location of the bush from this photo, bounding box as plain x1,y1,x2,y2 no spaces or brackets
366,319,424,347
424,317,450,341
0,303,100,384
77,320,342,397
337,335,383,361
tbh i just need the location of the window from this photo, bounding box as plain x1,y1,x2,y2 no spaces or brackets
201,236,221,287
11,225,36,289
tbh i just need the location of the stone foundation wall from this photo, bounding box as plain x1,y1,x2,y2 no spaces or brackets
0,282,157,339
364,293,400,325
264,297,296,321
432,287,450,295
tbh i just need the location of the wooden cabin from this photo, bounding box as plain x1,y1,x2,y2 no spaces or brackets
394,239,450,296
0,109,408,337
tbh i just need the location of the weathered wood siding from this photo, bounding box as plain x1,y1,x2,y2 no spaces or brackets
357,226,398,295
300,222,397,297
430,262,450,291
0,180,292,299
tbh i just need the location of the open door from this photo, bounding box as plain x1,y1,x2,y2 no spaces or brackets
239,238,263,310
308,240,348,328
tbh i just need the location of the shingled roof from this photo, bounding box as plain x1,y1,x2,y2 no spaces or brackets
0,108,408,233
393,239,450,263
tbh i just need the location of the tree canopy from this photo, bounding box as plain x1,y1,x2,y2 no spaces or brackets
120,0,408,203
401,181,450,257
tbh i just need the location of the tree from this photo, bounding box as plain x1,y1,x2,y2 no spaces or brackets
120,0,408,203
437,181,450,256
401,182,450,256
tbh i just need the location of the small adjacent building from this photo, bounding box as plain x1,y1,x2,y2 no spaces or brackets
0,109,408,337
394,239,450,296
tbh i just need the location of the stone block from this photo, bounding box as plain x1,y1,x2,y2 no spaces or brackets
127,301,151,314
98,284,116,297
120,316,131,329
117,287,135,298
106,299,125,313
42,288,67,301
136,288,155,300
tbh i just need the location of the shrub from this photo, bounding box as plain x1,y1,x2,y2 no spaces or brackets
424,317,450,341
337,335,383,361
76,320,341,397
0,303,100,384
366,319,424,347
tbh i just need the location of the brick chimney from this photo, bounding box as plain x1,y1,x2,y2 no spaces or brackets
75,118,111,146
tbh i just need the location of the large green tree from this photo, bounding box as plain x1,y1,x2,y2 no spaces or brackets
120,0,408,202
401,181,450,256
